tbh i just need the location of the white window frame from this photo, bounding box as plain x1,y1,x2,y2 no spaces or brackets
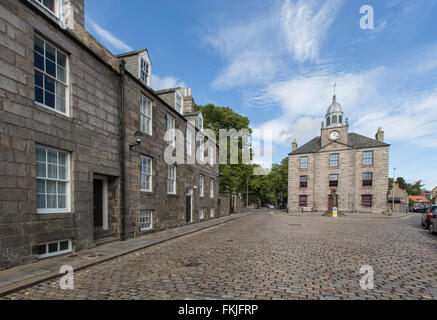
210,208,215,218
209,146,214,165
200,175,204,197
300,156,308,169
37,239,72,259
166,114,176,147
199,208,204,220
210,179,214,199
36,145,71,214
167,165,177,195
186,128,193,156
140,155,153,192
199,137,205,162
198,113,204,132
32,0,63,19
363,151,374,166
140,57,150,86
175,90,183,115
34,35,70,116
140,95,152,136
140,211,153,231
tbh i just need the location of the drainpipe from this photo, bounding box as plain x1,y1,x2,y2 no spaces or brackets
119,60,127,241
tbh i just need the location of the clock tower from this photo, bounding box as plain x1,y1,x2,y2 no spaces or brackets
321,95,349,147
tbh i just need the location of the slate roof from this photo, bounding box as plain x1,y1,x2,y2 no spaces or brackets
289,132,390,155
116,49,148,58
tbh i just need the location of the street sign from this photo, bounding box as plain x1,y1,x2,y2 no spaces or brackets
333,207,338,218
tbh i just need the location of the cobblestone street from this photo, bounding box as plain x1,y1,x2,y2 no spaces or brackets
4,212,437,300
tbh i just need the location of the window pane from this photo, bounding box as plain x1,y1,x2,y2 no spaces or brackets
59,241,69,251
45,43,55,62
43,0,55,12
37,244,46,255
45,91,55,108
57,51,66,68
48,242,58,253
35,71,44,88
58,195,66,209
47,195,57,208
57,65,65,82
37,180,46,193
47,164,57,179
44,76,55,93
36,161,46,178
47,181,56,194
45,59,56,77
47,149,57,164
35,86,44,104
58,182,66,195
34,37,44,55
37,194,46,209
34,52,44,71
58,152,67,166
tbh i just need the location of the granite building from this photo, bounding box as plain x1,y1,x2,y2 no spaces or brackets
288,95,390,215
0,0,222,269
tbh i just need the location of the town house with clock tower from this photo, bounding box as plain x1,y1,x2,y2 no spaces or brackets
287,95,390,215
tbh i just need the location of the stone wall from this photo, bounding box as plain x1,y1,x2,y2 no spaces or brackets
0,0,220,269
288,145,389,215
0,0,121,269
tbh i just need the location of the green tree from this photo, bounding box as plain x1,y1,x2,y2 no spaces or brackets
196,104,255,195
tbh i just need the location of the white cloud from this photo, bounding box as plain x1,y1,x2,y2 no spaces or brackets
281,0,342,62
205,0,343,89
88,20,132,53
252,66,437,150
151,74,186,91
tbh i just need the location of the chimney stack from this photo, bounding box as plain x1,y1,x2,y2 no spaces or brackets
292,139,298,152
182,88,195,114
376,127,384,142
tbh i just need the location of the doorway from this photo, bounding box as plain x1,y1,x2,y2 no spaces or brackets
186,189,193,223
328,194,339,212
93,175,109,238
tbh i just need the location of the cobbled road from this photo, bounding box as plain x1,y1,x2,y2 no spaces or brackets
4,212,437,300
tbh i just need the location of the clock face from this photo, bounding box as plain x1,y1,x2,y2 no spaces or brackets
329,131,340,141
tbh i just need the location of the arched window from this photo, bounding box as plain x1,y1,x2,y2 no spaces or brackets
326,117,331,126
339,115,343,124
332,115,337,124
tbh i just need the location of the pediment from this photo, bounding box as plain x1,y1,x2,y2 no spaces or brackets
317,141,352,153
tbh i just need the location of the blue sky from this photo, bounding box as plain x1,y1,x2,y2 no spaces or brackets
85,0,437,189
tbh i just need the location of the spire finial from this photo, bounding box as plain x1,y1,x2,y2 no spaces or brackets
333,82,336,100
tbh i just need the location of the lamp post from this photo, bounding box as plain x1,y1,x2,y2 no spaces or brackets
392,168,396,212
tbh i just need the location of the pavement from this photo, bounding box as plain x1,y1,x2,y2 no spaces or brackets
2,210,436,300
0,212,249,298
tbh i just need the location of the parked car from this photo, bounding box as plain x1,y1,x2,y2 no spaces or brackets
421,205,437,234
415,205,430,213
266,204,275,209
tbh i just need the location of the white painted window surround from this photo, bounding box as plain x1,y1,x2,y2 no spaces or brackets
140,211,153,231
37,239,72,259
36,145,71,214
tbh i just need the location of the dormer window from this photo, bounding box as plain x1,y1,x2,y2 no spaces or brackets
140,58,150,86
175,90,183,115
198,113,204,132
32,0,62,18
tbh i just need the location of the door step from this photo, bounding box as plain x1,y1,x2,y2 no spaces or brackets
95,236,119,247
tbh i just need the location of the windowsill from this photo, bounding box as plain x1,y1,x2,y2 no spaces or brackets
38,249,72,260
37,210,71,216
362,164,374,168
34,101,70,119
329,166,339,169
140,190,153,193
28,0,64,28
140,228,153,232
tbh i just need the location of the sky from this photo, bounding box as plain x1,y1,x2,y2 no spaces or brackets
84,0,437,189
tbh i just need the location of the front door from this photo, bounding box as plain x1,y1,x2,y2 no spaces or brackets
93,180,103,228
328,195,338,212
186,195,192,222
